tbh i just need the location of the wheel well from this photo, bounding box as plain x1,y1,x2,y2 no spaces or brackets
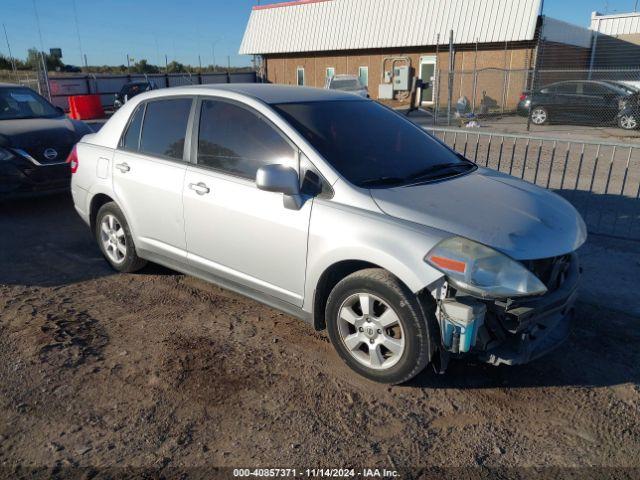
312,260,380,331
89,194,114,233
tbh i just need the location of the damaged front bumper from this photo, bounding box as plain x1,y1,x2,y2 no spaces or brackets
438,252,581,367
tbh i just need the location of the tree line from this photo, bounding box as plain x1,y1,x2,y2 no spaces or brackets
0,48,253,74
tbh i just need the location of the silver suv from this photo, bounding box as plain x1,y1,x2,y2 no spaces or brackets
70,84,586,384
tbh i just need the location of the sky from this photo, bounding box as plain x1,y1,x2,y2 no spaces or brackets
1,0,639,68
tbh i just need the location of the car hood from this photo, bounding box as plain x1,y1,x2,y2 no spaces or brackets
370,168,587,260
0,116,91,150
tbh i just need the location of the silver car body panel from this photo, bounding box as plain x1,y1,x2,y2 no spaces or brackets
71,84,586,325
371,168,587,260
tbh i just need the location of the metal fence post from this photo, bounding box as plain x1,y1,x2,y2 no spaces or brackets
447,30,455,126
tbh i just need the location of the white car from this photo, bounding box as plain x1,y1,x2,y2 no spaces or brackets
69,84,585,384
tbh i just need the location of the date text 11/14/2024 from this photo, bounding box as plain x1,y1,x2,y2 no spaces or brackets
232,468,400,478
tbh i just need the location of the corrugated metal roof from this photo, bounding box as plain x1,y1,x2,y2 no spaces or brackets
541,16,593,49
590,11,640,36
239,0,544,55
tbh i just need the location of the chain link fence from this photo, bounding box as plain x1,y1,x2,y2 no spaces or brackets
430,67,640,137
428,127,640,241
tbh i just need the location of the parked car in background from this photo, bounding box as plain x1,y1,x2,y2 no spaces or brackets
517,80,640,130
324,74,368,98
113,81,158,110
71,84,585,384
0,83,91,199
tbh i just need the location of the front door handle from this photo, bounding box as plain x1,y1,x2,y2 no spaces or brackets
189,182,210,195
115,162,130,173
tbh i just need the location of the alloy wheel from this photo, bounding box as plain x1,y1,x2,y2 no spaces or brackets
100,214,127,264
620,114,638,130
336,293,405,370
531,107,547,125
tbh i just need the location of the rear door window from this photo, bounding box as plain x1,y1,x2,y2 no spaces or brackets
196,99,296,180
555,83,578,95
139,98,193,160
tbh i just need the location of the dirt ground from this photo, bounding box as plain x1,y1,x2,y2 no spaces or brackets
1,194,639,479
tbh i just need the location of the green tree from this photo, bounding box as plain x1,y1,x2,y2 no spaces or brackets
133,59,159,74
166,61,186,73
0,54,13,70
25,47,63,71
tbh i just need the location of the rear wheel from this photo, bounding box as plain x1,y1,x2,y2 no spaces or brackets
95,202,146,273
326,269,432,384
618,113,638,130
530,106,549,125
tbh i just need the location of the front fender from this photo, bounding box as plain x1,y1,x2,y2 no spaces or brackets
303,199,449,312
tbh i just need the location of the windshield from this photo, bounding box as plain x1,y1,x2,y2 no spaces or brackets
605,82,639,94
330,79,363,91
272,100,473,188
0,87,60,120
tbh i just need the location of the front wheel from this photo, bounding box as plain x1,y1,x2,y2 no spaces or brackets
326,269,432,384
530,106,549,125
95,202,147,273
618,113,638,130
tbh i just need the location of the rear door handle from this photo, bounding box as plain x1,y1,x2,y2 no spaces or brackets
115,162,130,173
189,182,210,195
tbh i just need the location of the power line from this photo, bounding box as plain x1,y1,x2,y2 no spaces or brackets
71,0,85,66
32,0,45,53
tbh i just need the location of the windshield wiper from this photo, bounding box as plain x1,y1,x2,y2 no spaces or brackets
359,176,407,187
405,162,474,184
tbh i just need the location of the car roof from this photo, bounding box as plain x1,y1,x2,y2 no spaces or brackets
0,82,24,88
155,83,362,104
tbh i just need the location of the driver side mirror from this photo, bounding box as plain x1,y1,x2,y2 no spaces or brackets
256,164,303,210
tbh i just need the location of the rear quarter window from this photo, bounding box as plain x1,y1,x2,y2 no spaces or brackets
120,104,145,151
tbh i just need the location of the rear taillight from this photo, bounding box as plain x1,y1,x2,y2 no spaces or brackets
66,145,78,173
519,93,528,101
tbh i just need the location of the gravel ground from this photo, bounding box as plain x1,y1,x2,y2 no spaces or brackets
1,194,639,479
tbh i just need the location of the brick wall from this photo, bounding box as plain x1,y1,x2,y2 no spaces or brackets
263,43,538,110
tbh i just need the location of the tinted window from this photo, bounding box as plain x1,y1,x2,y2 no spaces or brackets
272,100,472,188
582,83,612,96
121,104,144,151
555,83,578,95
197,100,295,179
139,98,192,160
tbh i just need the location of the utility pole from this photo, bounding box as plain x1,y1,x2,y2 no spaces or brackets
165,54,168,72
126,54,131,73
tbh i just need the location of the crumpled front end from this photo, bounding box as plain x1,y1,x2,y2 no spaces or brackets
434,252,580,368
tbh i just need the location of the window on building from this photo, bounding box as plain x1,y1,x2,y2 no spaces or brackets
326,67,335,80
197,99,296,180
120,104,145,151
358,66,369,87
139,98,192,160
297,67,305,86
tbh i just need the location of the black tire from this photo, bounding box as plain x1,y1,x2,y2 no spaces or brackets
95,202,147,273
618,113,638,130
326,268,433,384
530,106,549,126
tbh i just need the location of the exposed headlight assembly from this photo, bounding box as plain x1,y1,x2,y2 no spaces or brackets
425,236,547,299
